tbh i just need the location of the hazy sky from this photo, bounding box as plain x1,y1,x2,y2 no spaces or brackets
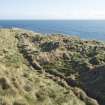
0,0,105,19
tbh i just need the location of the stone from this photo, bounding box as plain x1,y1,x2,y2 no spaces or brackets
32,60,42,70
0,77,10,90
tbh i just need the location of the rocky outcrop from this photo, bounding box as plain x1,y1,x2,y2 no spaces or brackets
79,64,105,105
73,87,99,105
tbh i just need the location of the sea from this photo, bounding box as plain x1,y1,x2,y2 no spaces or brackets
0,20,105,41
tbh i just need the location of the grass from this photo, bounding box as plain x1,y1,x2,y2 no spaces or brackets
0,28,101,105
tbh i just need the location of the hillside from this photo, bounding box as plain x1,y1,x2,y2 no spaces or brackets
0,28,104,105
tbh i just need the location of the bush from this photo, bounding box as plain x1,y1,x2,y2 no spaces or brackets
41,41,60,52
32,35,43,42
90,54,105,65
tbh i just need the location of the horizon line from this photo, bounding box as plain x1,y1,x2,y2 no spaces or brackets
0,19,105,20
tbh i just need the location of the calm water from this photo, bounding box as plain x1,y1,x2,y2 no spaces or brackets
0,20,105,40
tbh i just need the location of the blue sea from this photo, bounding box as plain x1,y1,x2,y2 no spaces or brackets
0,20,105,40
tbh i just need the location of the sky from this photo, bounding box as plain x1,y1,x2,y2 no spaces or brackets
0,0,105,19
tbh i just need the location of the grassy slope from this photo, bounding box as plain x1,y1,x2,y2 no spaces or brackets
0,29,88,105
15,29,104,105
